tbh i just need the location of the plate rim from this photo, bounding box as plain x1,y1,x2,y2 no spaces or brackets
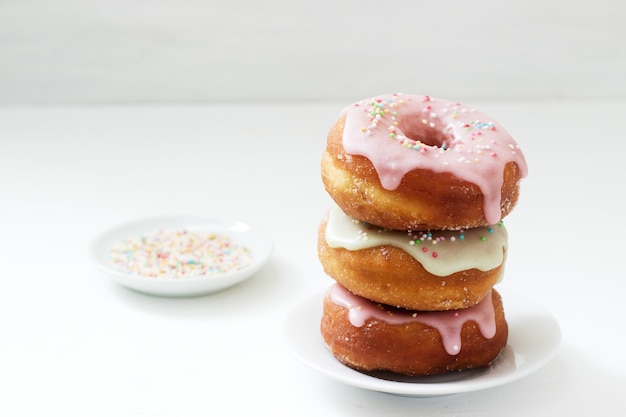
284,286,561,397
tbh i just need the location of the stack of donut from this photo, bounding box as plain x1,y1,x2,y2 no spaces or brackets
317,93,528,376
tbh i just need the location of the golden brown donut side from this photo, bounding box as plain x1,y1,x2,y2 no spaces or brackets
317,217,504,311
320,289,509,376
321,116,522,231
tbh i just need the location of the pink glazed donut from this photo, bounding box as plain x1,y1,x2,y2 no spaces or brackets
321,93,528,231
320,283,508,376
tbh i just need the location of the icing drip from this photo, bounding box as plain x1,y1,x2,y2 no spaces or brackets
329,283,497,355
325,204,508,277
341,93,528,224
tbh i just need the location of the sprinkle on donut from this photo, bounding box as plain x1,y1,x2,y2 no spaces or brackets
324,204,507,277
340,93,528,225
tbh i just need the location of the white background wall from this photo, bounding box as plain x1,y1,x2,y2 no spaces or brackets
1,0,625,105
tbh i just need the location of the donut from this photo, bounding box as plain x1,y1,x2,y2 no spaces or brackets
318,204,507,310
320,283,508,376
321,93,528,231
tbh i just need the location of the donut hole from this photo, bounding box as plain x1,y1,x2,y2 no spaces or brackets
399,118,451,149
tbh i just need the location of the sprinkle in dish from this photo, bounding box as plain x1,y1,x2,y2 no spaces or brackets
90,216,273,297
109,229,253,279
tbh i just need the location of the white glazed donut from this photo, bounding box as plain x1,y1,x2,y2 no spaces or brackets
317,204,508,310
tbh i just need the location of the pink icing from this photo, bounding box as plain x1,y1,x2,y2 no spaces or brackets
329,283,497,356
341,93,528,224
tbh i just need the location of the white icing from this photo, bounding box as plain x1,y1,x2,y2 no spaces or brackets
325,204,508,277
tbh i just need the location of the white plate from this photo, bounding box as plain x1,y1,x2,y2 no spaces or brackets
90,216,273,297
285,287,560,397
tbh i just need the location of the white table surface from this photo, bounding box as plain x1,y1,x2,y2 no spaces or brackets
1,99,624,416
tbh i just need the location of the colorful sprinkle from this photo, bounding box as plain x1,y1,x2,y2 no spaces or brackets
109,229,252,278
355,93,511,164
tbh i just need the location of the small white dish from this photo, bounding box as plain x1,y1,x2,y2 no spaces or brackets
90,216,273,297
285,286,560,397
